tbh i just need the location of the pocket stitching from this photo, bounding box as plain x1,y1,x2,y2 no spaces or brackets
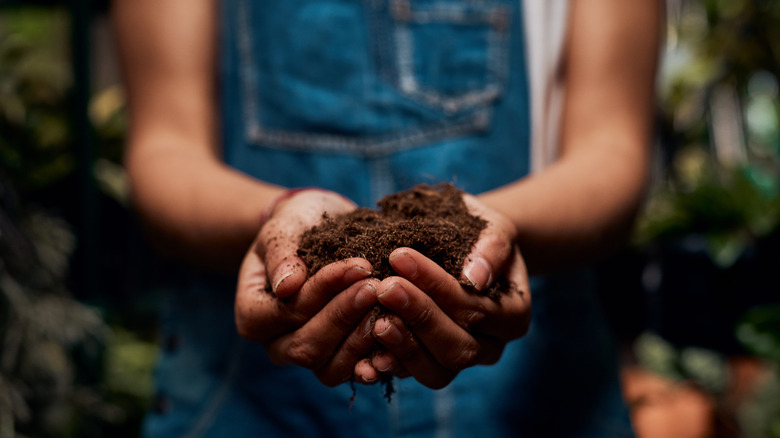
390,0,512,113
235,0,505,154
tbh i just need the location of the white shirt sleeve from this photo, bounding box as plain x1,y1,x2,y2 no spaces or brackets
523,0,570,172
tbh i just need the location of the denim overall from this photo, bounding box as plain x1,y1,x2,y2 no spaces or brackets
143,1,635,437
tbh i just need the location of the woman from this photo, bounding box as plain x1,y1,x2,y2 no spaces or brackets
114,0,661,436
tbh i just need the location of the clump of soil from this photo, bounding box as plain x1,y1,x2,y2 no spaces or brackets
298,183,487,286
296,183,510,401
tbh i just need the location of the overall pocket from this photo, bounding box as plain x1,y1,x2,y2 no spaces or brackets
232,0,514,154
389,0,512,114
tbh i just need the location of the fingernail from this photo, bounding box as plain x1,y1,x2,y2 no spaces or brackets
378,282,409,309
272,265,295,293
389,251,417,278
345,265,371,283
463,256,492,291
355,359,378,383
374,318,403,345
362,374,378,384
354,284,377,310
372,353,393,373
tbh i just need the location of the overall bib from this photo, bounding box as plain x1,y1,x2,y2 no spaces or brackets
143,1,635,436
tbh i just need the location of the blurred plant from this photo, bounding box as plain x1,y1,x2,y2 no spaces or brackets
635,333,728,397
738,306,780,364
0,8,74,195
0,8,127,197
628,1,780,437
638,0,780,265
0,6,152,438
636,155,780,267
0,181,116,438
735,307,780,438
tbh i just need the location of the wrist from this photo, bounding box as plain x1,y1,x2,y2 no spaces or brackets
259,187,353,227
259,187,322,226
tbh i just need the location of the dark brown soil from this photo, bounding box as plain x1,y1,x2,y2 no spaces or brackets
298,183,487,285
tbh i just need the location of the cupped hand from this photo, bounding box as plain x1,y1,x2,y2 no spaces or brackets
235,189,381,385
353,196,531,389
255,189,357,298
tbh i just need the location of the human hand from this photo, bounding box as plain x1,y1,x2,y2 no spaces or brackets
353,195,531,389
235,189,381,385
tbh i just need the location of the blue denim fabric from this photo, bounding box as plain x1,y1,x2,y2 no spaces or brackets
143,1,635,437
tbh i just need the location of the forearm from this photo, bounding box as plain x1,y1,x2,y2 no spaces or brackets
481,0,660,275
114,0,285,272
479,138,650,275
126,137,284,272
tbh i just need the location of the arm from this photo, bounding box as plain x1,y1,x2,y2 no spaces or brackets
358,0,662,386
113,0,283,272
480,0,662,275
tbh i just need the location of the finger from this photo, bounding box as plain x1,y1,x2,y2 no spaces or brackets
388,248,487,330
353,351,412,384
375,278,482,372
388,248,530,341
287,258,373,319
263,190,357,297
267,279,379,372
316,314,378,387
353,358,381,385
368,351,411,379
235,245,278,342
235,257,372,343
258,217,309,298
461,232,510,293
372,314,457,389
500,250,533,339
312,286,383,386
461,194,516,292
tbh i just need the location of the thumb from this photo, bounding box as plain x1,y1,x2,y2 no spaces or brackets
257,216,309,298
460,195,516,292
461,228,513,292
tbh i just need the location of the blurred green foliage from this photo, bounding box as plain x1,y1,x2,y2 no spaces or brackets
0,208,110,438
632,1,780,437
640,0,780,265
0,6,153,438
0,8,74,194
636,154,780,266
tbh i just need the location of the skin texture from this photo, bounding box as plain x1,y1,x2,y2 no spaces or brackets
114,0,661,388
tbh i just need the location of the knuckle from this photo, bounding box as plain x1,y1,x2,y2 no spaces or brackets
286,337,324,369
429,276,452,295
458,305,487,330
405,306,434,331
449,341,479,370
400,334,420,357
287,309,309,327
498,239,513,260
390,329,420,360
330,306,355,333
341,333,373,359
